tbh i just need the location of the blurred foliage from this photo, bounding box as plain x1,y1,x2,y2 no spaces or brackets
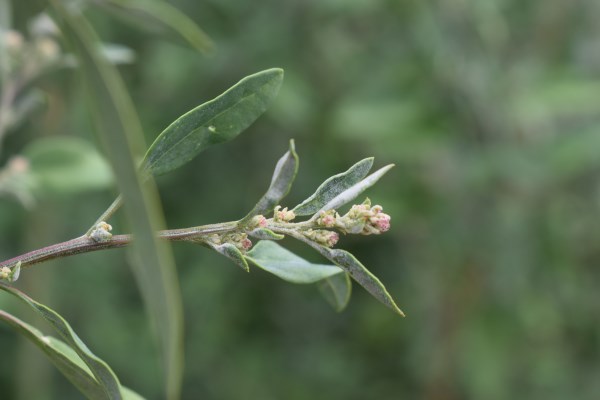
2,0,600,399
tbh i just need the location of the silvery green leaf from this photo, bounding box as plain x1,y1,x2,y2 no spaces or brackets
318,272,352,312
292,158,373,216
291,238,404,316
316,164,394,214
248,228,284,241
210,243,250,272
245,240,343,284
241,140,298,224
142,68,284,176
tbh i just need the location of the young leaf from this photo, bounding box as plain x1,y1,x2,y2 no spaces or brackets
318,272,352,312
94,0,214,53
0,283,124,398
141,68,284,176
248,228,285,241
0,310,145,400
241,140,298,224
245,240,343,284
50,5,183,399
292,158,373,216
316,164,394,215
209,242,250,272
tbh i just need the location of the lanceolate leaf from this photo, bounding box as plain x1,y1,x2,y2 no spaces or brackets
0,309,145,400
318,272,352,312
245,240,343,284
0,283,123,399
50,4,183,399
291,237,404,316
241,140,298,224
209,242,250,272
142,68,284,176
95,0,214,53
316,164,394,214
293,158,373,216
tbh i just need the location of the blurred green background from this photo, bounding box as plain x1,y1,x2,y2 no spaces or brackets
2,0,600,399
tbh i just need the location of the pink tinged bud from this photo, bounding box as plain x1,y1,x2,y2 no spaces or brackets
252,215,267,228
241,238,253,251
326,232,339,247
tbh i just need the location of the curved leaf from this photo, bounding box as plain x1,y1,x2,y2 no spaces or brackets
95,0,213,53
245,240,343,284
142,68,284,176
209,242,249,272
0,283,123,398
248,228,285,241
293,158,373,216
241,140,298,223
316,164,394,214
318,272,352,312
0,309,145,400
288,235,404,316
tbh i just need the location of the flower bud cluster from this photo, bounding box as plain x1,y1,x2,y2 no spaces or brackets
273,206,295,222
90,222,113,243
303,229,339,248
208,232,253,252
0,261,21,282
316,198,391,235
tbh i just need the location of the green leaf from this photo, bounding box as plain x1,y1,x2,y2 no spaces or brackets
50,4,183,399
318,272,352,312
24,137,113,195
241,140,298,223
95,0,213,53
292,158,373,216
0,283,124,399
142,68,284,176
316,164,394,214
245,240,343,284
248,228,285,241
209,242,250,272
0,310,104,399
289,236,404,316
0,309,145,400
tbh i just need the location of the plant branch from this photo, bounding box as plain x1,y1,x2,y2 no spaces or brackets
0,221,239,270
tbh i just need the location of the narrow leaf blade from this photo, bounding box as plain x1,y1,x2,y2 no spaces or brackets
50,4,183,398
241,140,298,223
318,272,352,312
0,283,123,398
142,68,284,176
293,158,373,216
245,240,343,284
317,164,394,214
0,310,104,399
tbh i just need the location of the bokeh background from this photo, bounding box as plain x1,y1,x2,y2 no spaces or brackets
2,0,600,399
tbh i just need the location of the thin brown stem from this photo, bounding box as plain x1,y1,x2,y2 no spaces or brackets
0,222,240,270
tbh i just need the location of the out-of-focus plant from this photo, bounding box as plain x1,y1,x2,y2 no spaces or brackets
0,1,401,399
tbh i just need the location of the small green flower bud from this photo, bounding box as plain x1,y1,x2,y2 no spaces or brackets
90,221,113,242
